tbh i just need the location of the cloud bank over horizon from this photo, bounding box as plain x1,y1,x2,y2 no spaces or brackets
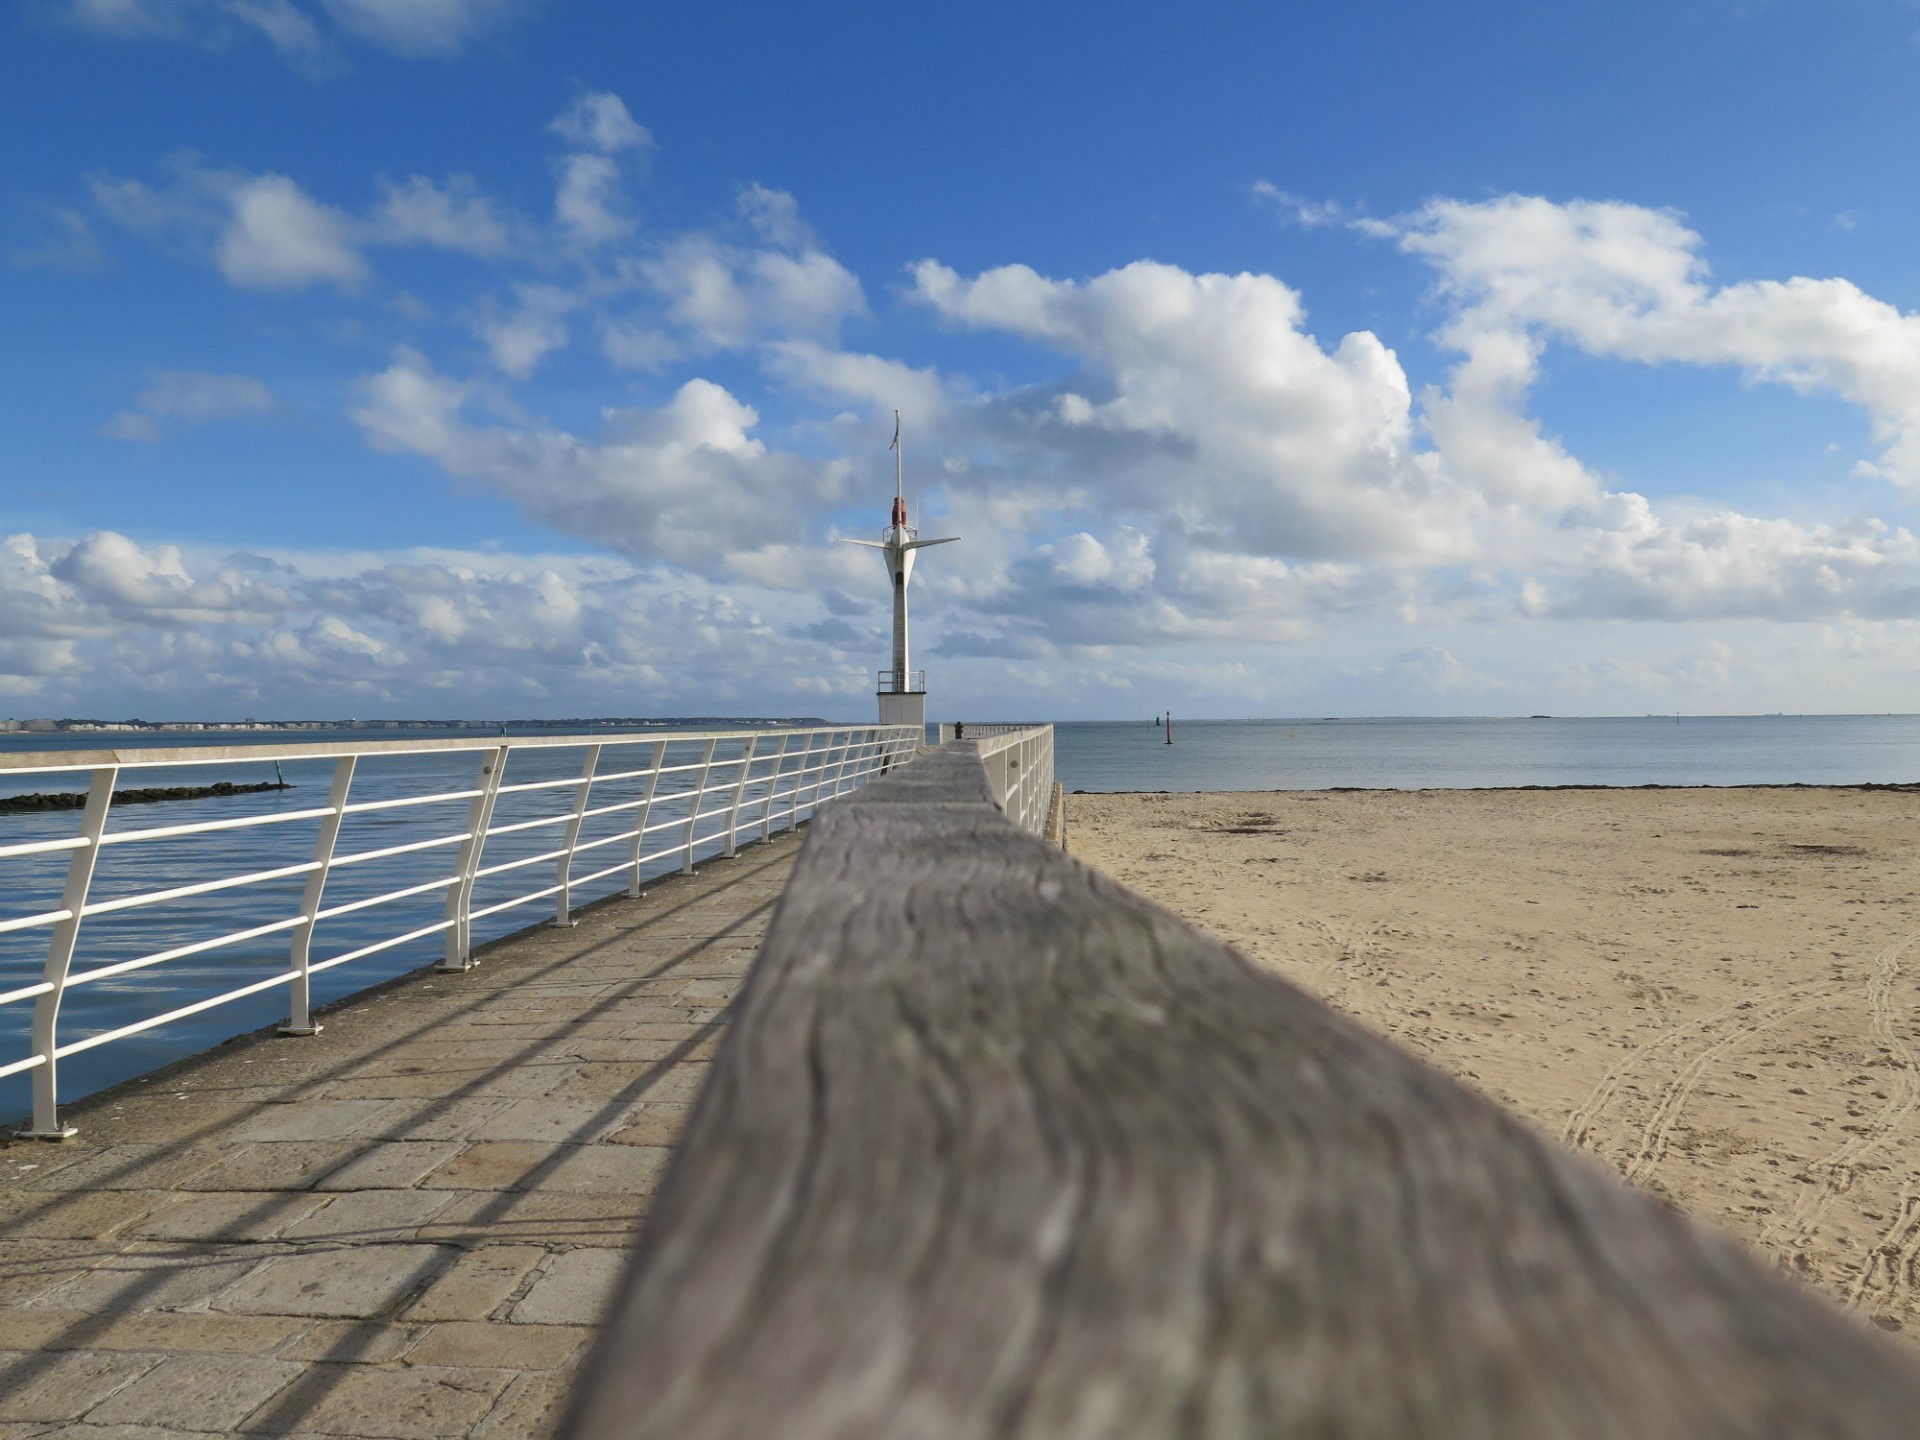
10,67,1920,720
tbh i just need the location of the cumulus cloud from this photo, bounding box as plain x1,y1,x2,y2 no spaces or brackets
101,370,274,441
49,0,530,69
911,257,1451,563
547,90,651,246
371,173,519,257
643,229,866,350
549,89,653,154
350,349,852,566
1393,194,1920,494
0,531,906,716
473,282,576,377
88,155,527,288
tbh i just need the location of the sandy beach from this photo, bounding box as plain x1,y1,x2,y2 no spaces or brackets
1069,785,1920,1340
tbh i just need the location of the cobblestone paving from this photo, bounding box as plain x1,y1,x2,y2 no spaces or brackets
0,832,802,1438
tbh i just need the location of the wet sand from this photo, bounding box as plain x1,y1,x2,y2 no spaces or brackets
1069,786,1920,1340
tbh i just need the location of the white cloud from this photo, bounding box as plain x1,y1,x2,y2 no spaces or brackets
473,283,575,378
101,370,274,441
549,89,653,154
217,173,365,288
371,173,518,257
1394,194,1920,495
1250,182,1350,229
762,340,946,422
911,257,1452,563
737,182,813,249
90,156,524,288
350,350,852,566
50,0,528,67
641,233,867,353
552,153,632,246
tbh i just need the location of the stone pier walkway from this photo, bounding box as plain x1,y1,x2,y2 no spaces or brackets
0,830,804,1438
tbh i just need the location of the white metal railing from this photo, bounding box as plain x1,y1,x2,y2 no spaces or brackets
972,726,1054,836
0,724,920,1138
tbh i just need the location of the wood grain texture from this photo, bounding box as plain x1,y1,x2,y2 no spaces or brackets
566,756,1920,1439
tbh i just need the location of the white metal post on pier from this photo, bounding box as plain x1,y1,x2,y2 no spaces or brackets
841,410,958,733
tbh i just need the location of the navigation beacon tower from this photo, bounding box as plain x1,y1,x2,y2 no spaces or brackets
841,411,958,731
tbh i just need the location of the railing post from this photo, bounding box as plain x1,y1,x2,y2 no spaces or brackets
682,737,719,875
626,740,667,897
759,732,792,842
442,744,509,972
823,729,856,804
787,733,816,830
553,744,602,927
19,765,117,1140
724,735,759,858
281,754,356,1037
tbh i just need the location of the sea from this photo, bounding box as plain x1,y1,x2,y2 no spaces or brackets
4,713,1918,1118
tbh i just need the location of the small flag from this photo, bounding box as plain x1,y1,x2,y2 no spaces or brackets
889,410,900,451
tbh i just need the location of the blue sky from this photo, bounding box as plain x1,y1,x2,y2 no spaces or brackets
5,0,1920,720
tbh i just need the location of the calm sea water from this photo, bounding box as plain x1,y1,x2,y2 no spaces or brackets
1052,714,1920,792
4,714,1915,1118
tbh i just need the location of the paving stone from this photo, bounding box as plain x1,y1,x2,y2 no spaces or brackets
130,1191,327,1243
606,1106,687,1147
188,1142,363,1192
409,1320,590,1370
415,1192,646,1246
311,1142,466,1192
0,1238,121,1306
360,1097,515,1142
275,1319,417,1364
22,1142,244,1193
214,1244,456,1320
85,1353,304,1430
44,1310,307,1355
32,1243,283,1314
465,1097,635,1145
0,1308,85,1349
463,1059,584,1098
527,1143,670,1196
508,1249,625,1326
246,1363,507,1438
0,1348,160,1423
277,1190,459,1243
420,1141,560,1191
0,1189,170,1240
399,1244,546,1323
467,1367,569,1440
86,1099,254,1145
228,1101,400,1143
550,1061,682,1100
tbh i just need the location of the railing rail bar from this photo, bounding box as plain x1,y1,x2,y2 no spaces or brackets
80,860,321,917
53,969,302,1058
95,805,339,846
64,914,310,990
311,873,460,922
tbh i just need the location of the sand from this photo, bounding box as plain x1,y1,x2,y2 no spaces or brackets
1067,785,1920,1340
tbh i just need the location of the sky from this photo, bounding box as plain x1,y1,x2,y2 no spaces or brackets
4,1,1920,721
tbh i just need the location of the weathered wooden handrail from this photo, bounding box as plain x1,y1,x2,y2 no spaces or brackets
566,743,1920,1437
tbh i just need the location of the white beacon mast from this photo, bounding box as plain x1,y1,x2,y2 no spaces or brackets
840,410,958,731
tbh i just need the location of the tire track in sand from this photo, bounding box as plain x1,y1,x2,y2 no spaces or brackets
1620,994,1845,1189
1761,935,1920,1318
1559,976,1845,1155
1759,936,1918,1248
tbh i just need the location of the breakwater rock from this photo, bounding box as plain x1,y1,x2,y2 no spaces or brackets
0,780,292,814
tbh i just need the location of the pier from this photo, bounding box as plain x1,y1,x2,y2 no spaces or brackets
0,833,790,1433
6,728,1920,1437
